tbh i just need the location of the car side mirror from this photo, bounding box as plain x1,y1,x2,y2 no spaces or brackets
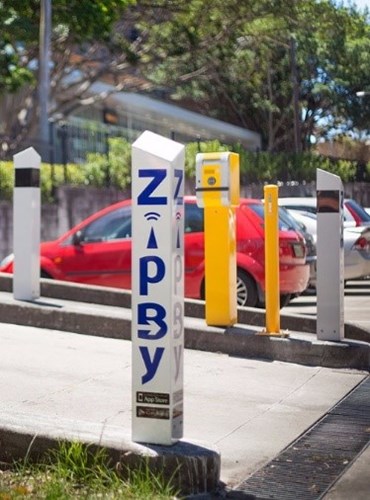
72,230,83,246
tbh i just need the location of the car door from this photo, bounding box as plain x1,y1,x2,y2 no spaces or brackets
58,205,132,289
184,202,205,298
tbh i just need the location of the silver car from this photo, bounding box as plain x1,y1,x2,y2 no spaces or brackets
283,208,370,283
278,197,357,227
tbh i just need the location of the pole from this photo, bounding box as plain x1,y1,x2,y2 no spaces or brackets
290,36,301,153
38,0,52,161
263,185,281,334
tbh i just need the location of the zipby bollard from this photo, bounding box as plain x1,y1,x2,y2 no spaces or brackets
263,185,281,335
13,147,41,301
195,152,239,326
131,131,185,445
316,168,344,341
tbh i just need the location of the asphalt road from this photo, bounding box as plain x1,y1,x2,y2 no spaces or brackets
284,279,370,330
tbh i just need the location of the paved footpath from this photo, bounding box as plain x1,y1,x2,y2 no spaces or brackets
0,322,368,497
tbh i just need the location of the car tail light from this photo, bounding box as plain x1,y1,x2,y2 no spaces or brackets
279,240,306,264
353,236,370,252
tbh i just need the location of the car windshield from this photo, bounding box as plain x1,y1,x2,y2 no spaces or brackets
249,203,298,231
82,206,132,242
61,206,132,246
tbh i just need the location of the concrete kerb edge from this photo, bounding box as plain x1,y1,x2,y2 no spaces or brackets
1,299,369,369
185,324,370,370
0,274,369,370
2,274,369,343
0,414,221,496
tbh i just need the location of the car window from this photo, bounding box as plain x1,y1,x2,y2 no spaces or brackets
184,203,204,233
82,206,132,242
248,203,290,230
286,204,316,214
278,207,304,232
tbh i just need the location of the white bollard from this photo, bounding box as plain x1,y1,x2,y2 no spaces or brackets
13,148,41,301
131,131,185,445
316,168,344,341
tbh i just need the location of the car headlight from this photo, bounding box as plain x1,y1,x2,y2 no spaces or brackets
0,253,14,268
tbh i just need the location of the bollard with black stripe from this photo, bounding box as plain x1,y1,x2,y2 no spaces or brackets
13,147,41,301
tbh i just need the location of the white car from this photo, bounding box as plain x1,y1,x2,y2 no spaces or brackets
284,209,370,283
278,197,357,227
278,207,317,288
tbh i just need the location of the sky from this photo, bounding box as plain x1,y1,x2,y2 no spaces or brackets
355,0,370,9
344,0,370,11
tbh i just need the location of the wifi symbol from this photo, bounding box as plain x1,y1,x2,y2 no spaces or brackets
144,211,161,221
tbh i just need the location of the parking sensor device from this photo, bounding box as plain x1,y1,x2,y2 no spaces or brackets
316,168,344,341
195,152,240,326
131,131,185,445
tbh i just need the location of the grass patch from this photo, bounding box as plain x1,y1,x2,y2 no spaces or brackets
0,441,180,499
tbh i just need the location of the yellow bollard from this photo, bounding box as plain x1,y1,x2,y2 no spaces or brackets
263,185,281,335
195,152,239,326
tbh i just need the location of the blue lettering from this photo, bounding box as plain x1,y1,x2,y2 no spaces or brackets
138,169,167,205
140,256,165,295
139,346,165,384
174,169,183,205
173,301,183,339
174,255,182,294
138,302,168,339
174,345,182,381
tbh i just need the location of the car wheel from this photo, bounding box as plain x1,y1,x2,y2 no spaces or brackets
280,293,291,308
237,270,258,308
40,270,53,279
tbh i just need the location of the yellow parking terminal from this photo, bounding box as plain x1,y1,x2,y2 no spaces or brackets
195,152,240,326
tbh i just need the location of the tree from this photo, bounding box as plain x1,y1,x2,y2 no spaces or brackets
0,0,137,158
136,0,370,151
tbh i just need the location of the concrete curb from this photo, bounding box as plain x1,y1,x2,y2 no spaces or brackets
0,279,369,370
0,412,221,496
1,274,369,344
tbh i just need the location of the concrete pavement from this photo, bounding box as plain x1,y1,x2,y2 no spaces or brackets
0,274,369,497
0,322,368,497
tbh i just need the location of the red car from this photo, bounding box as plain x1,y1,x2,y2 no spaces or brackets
0,196,309,307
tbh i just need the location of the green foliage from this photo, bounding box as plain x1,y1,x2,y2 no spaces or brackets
184,141,363,183
0,161,13,199
1,441,179,499
0,41,34,94
185,139,231,176
0,0,135,94
0,161,86,202
140,0,370,150
0,139,366,203
238,150,359,183
84,137,131,189
52,0,136,41
120,458,180,498
47,441,118,487
40,164,86,203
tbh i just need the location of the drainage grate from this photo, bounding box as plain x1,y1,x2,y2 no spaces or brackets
233,375,370,500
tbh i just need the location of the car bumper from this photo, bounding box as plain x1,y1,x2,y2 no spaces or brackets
279,263,310,294
344,250,370,280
